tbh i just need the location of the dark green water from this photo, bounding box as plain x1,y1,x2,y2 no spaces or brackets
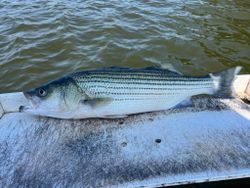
0,0,250,93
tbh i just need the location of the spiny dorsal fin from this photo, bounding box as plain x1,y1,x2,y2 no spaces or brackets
160,64,183,75
142,64,182,75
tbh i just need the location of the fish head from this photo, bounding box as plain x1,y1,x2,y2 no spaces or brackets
22,77,81,118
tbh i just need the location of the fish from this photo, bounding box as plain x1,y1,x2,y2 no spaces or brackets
21,66,242,119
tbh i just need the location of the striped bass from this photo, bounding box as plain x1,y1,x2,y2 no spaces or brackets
21,66,241,119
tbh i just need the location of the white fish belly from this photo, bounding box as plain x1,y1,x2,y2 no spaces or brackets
95,97,188,117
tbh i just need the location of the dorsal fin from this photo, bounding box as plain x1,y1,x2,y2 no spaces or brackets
160,64,182,75
139,64,182,75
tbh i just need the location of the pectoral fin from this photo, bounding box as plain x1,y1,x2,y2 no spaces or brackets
80,97,113,107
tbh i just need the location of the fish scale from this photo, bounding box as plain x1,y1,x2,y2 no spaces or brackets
73,69,214,101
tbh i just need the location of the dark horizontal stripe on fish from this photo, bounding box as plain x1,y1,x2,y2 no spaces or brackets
74,72,167,79
89,91,206,95
77,79,212,86
112,98,181,101
86,85,213,90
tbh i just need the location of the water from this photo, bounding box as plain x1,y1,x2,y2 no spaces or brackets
0,0,250,93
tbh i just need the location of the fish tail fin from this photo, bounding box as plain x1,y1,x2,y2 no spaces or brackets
209,66,242,98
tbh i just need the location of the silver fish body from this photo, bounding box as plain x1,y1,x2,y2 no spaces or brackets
22,66,241,119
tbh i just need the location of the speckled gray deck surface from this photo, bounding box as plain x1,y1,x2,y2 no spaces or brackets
0,94,250,187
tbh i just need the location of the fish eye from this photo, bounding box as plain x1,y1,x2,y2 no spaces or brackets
37,88,47,97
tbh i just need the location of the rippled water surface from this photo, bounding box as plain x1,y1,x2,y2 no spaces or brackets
0,0,250,93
